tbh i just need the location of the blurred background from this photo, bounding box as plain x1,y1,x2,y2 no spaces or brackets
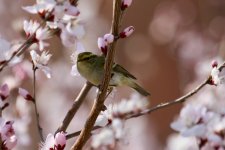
0,0,225,149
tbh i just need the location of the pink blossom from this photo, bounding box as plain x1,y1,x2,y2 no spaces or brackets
119,26,135,38
18,88,34,101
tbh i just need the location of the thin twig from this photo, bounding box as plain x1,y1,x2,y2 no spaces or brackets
66,126,101,140
65,78,208,140
0,36,35,72
70,0,123,149
32,64,44,142
55,82,93,134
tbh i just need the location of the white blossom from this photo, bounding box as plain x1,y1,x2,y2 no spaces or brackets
30,50,52,78
211,66,224,85
23,20,51,50
92,128,114,149
22,0,56,17
171,104,209,137
60,23,85,48
112,119,124,139
166,134,198,150
40,134,55,150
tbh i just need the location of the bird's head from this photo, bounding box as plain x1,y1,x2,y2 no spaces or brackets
77,52,95,62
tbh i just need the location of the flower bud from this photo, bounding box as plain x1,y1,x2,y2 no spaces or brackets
119,26,135,38
18,88,34,101
55,132,66,149
121,0,133,10
211,60,218,68
98,37,108,56
103,33,114,44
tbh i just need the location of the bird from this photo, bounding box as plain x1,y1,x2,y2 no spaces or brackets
77,52,150,96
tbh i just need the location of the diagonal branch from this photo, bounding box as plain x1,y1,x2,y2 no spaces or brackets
70,0,123,149
65,78,209,140
66,61,225,140
55,82,93,133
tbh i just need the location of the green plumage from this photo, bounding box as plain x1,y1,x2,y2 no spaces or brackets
77,52,150,96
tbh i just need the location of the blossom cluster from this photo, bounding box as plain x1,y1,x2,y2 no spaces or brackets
170,60,225,150
92,93,149,149
0,84,17,150
23,0,85,50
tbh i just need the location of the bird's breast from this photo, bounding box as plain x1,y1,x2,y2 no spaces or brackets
77,61,103,86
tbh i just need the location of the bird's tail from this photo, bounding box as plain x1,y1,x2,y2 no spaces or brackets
130,82,150,96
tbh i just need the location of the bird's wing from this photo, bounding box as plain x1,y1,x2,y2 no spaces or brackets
113,64,137,79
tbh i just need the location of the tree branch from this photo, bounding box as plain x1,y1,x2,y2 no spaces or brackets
65,78,209,140
32,64,44,142
70,0,123,149
66,61,225,140
55,82,93,133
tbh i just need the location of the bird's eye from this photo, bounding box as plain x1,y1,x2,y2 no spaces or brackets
111,73,114,78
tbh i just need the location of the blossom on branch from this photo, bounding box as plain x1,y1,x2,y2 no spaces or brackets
210,60,225,85
97,33,114,56
40,132,66,150
95,93,149,127
92,118,125,149
171,104,209,137
18,88,34,102
23,0,85,54
30,50,52,78
23,20,51,51
0,38,21,65
119,26,135,38
92,93,149,149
